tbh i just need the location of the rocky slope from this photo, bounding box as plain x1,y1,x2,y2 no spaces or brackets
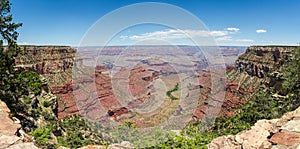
0,100,38,149
208,106,300,149
193,46,296,119
206,46,299,148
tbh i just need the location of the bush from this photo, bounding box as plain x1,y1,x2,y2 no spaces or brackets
167,83,179,100
17,71,42,95
43,101,51,107
30,126,53,145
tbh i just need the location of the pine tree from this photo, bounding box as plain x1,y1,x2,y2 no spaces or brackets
0,0,23,114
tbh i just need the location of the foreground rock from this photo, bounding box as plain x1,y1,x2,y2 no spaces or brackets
207,106,300,149
0,100,38,149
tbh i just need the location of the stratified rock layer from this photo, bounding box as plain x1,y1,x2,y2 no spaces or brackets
236,46,294,78
15,46,76,74
194,46,296,119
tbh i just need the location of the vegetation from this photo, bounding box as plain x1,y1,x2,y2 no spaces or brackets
17,71,42,95
30,114,108,148
166,83,179,100
0,1,47,125
126,47,300,148
281,47,300,96
0,0,23,115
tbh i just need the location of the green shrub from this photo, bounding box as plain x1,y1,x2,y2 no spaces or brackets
167,83,179,100
23,96,32,105
30,126,53,145
17,71,42,95
43,101,51,107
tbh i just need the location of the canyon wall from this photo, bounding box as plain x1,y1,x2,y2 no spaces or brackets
207,46,299,148
235,46,294,78
14,46,77,119
194,46,297,119
15,46,76,74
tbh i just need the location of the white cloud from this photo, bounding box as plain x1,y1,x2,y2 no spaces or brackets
209,30,228,36
215,36,254,43
236,39,254,42
215,36,233,41
120,29,230,41
119,27,254,45
256,29,267,33
226,27,240,32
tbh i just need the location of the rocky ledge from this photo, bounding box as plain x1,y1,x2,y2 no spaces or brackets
0,100,38,149
208,106,300,149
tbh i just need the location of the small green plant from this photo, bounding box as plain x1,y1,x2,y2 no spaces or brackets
43,101,51,107
42,111,55,121
23,95,32,105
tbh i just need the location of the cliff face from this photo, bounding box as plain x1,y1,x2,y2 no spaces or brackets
222,46,295,116
235,46,294,78
15,46,76,74
207,46,299,148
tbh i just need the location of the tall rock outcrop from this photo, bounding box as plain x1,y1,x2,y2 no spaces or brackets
220,46,296,117
235,46,294,78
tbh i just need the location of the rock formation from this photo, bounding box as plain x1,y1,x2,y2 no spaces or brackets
236,46,294,78
6,45,298,148
0,100,38,149
207,106,300,149
14,46,76,74
194,46,296,119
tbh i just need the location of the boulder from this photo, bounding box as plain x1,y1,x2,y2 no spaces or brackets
208,107,300,149
0,100,39,149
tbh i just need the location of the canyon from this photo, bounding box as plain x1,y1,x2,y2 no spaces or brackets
4,45,298,148
13,45,294,123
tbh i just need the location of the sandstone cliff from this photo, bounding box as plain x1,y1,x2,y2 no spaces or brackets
13,46,77,119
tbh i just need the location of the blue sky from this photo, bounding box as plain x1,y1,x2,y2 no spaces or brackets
11,0,300,46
